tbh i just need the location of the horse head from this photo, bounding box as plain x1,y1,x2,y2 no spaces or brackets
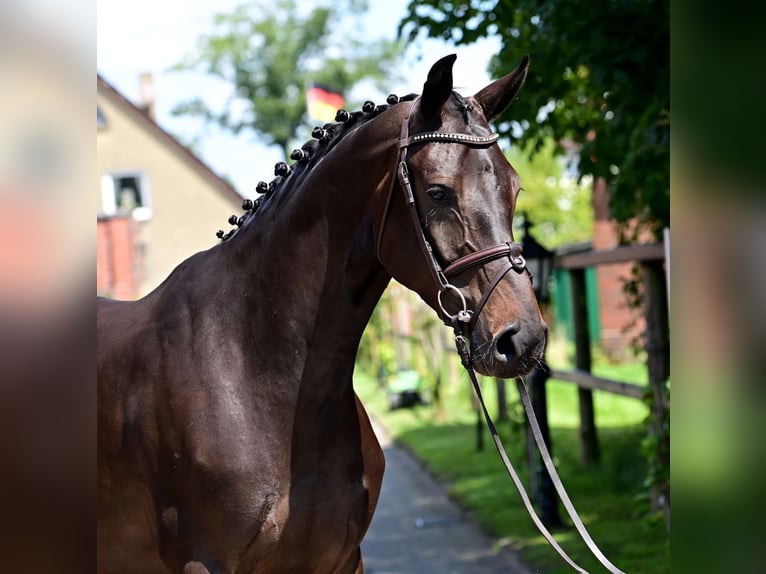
375,54,547,379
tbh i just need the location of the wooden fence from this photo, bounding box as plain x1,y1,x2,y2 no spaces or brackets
549,242,668,460
529,239,670,530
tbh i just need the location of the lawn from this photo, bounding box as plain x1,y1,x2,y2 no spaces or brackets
354,360,670,574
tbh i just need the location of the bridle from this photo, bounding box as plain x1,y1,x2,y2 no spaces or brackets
376,98,627,574
375,97,530,335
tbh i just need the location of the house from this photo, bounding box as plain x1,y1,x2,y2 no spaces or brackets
97,74,244,299
551,178,650,361
590,177,646,359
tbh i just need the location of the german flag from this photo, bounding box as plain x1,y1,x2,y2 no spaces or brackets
306,83,344,124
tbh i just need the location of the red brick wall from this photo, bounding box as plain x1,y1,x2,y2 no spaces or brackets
592,178,644,359
97,215,142,300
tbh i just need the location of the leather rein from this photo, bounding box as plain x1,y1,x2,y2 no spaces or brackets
376,98,627,574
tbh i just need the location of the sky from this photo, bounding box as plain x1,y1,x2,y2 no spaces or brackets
97,0,500,197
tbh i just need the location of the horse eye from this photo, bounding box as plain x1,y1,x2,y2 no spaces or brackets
427,186,448,202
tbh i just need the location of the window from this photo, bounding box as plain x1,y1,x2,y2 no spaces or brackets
97,106,107,130
100,171,152,221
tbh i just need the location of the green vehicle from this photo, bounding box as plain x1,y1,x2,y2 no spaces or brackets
386,369,424,410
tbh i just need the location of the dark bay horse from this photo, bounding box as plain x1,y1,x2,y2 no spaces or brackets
98,54,546,573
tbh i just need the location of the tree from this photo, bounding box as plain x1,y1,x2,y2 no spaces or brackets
508,139,593,249
171,0,403,160
399,0,669,241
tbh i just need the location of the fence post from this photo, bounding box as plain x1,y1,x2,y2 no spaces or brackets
642,260,671,534
528,364,563,527
570,268,600,466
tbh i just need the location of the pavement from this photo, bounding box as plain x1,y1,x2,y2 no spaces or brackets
361,419,535,574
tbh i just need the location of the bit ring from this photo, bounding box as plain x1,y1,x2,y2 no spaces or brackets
438,284,472,323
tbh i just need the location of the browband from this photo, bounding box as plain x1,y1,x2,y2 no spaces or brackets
399,131,500,148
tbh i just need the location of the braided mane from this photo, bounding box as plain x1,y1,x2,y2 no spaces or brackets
216,93,418,241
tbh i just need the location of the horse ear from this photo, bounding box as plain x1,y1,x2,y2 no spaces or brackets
473,55,530,121
420,54,457,120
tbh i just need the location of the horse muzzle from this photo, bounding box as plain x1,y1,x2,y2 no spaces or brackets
484,318,548,378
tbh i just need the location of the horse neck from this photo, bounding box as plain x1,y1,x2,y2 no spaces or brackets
211,114,401,390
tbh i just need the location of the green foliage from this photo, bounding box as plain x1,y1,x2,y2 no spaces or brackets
639,381,670,526
399,0,669,241
359,284,454,409
357,288,397,384
171,0,403,159
507,138,593,249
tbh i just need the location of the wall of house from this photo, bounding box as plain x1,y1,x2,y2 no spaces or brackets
97,90,241,297
592,177,644,360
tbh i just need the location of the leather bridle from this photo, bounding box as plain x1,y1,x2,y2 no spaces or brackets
376,98,628,574
375,97,530,333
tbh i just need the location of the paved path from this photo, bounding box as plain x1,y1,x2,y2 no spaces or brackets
361,420,534,574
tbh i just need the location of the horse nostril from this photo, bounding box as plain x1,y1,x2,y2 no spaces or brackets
495,322,520,358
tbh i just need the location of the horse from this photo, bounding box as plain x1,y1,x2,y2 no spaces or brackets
97,53,547,574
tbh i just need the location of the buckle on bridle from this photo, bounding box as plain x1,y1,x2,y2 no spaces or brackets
453,333,472,369
510,253,526,273
508,241,527,273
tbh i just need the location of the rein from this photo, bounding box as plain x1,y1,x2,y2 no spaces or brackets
379,98,627,574
453,331,628,574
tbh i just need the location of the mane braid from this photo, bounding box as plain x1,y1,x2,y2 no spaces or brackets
215,94,412,241
451,92,474,124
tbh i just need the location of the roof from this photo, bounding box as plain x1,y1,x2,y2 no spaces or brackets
97,74,244,205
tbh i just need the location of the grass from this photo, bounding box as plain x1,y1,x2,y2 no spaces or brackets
354,359,670,574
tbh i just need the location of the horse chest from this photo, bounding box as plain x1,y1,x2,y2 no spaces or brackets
236,475,368,573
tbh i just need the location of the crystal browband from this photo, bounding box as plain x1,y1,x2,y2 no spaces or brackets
399,131,500,148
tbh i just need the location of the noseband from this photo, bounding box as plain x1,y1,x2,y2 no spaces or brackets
376,98,531,333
